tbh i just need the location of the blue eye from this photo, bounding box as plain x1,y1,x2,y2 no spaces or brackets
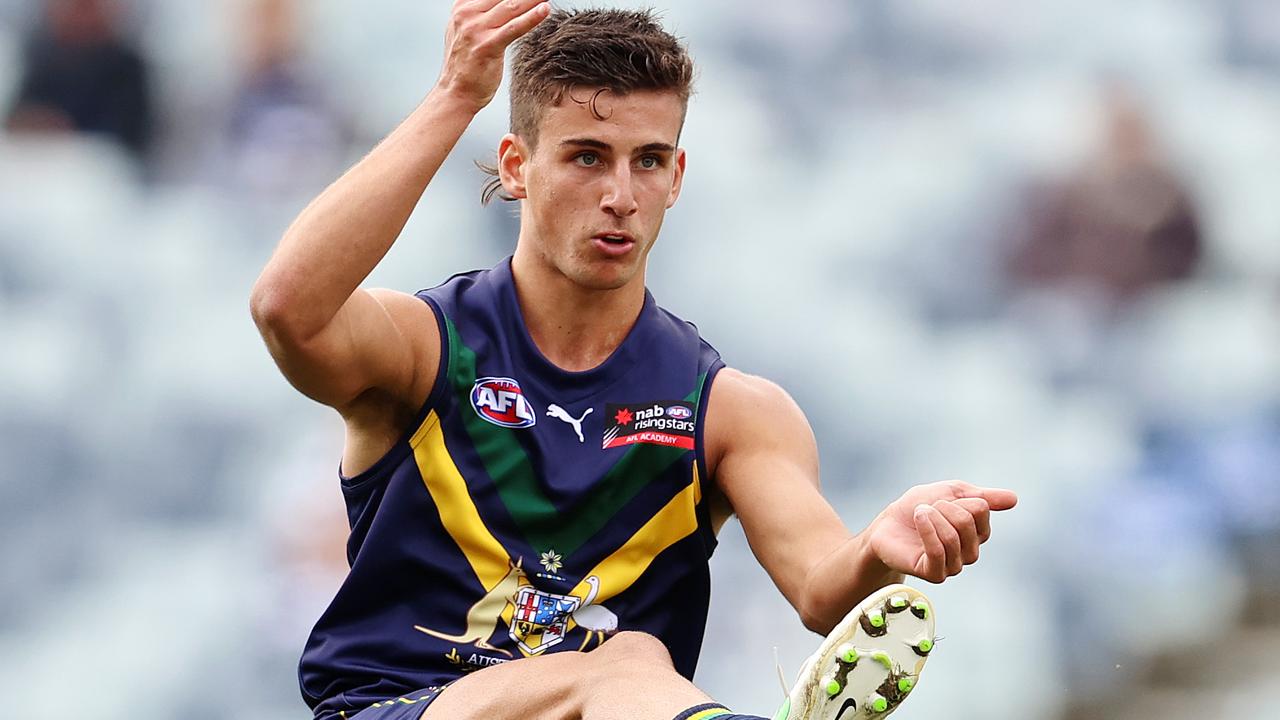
575,153,599,167
639,156,659,169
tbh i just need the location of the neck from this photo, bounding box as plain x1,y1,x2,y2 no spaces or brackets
510,247,646,373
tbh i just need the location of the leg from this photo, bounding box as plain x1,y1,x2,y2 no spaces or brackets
578,632,715,720
421,632,715,720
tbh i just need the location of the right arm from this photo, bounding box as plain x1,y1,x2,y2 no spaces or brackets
250,0,551,417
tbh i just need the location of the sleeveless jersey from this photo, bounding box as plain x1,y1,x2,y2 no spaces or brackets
299,258,725,719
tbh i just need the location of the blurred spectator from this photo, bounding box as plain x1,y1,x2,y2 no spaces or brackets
5,0,153,159
222,0,348,201
1004,84,1202,307
1223,0,1280,68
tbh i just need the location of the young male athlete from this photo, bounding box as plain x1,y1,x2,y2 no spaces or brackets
250,4,1018,719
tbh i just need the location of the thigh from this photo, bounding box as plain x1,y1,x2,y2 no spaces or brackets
347,686,447,720
420,652,585,720
419,632,709,720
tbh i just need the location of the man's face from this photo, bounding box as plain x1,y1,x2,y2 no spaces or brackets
500,89,687,291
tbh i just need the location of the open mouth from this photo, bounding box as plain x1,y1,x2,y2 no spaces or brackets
592,232,636,256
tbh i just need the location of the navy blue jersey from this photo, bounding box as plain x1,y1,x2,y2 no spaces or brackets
300,258,725,719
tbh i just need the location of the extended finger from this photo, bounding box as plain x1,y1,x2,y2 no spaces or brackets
487,1,551,46
463,0,512,12
933,499,980,565
954,497,992,542
947,480,1017,507
454,0,500,17
971,486,1018,511
484,0,549,28
913,504,947,584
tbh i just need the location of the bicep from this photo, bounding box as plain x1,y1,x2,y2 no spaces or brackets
260,288,440,411
707,370,850,610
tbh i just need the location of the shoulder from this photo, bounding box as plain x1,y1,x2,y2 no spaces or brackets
704,368,814,478
356,288,440,409
367,287,438,336
647,293,721,347
645,301,723,389
707,368,793,413
412,264,509,327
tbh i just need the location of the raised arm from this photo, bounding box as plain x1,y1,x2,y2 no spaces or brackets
705,368,1017,634
250,1,551,413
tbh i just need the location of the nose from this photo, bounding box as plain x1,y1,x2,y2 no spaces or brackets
600,165,639,218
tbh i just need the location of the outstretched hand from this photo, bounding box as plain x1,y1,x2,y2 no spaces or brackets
865,481,1018,583
438,0,552,111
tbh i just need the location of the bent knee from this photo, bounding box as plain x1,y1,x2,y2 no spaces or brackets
427,650,591,717
595,631,674,667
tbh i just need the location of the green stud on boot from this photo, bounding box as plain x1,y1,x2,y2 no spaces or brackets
871,651,893,670
869,694,890,713
898,676,916,694
914,638,934,657
860,607,890,636
887,595,909,612
823,676,842,697
838,643,859,664
911,599,930,620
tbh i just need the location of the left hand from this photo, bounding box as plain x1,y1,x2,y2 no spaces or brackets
865,480,1019,583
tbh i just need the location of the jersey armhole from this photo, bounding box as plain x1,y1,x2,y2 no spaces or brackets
693,359,726,557
418,292,453,416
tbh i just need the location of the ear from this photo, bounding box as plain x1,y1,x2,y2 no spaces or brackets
666,148,687,209
498,133,529,200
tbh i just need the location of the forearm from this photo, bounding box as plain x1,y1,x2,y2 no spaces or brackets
799,532,906,635
251,87,479,337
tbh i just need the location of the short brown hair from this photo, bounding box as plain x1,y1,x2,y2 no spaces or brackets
480,7,695,204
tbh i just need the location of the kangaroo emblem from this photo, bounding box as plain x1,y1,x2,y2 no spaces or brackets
547,404,593,443
414,558,527,657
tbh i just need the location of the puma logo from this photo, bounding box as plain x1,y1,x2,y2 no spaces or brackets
413,558,527,657
547,404,593,443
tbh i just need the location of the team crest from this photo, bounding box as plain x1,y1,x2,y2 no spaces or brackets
510,586,580,655
471,377,537,428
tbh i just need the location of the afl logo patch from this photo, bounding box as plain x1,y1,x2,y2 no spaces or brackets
666,405,693,420
471,377,537,428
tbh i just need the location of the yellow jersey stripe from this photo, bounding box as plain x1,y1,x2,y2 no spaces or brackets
411,407,704,638
569,477,699,605
692,462,702,506
411,411,510,589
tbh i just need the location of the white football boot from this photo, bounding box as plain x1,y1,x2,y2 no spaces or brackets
773,584,936,720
